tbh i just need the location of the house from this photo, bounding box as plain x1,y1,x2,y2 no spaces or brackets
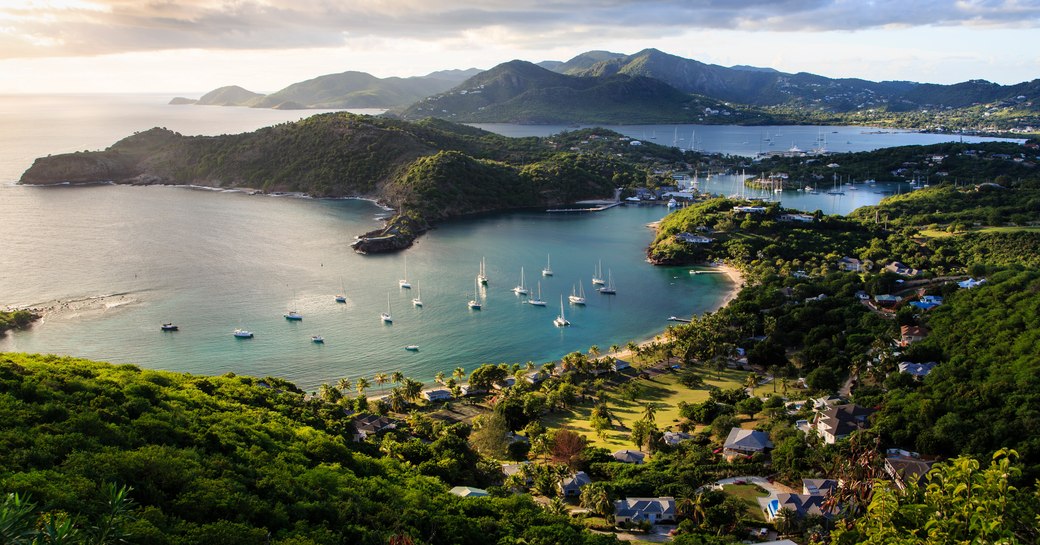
884,261,920,277
422,389,452,402
449,486,489,498
765,493,829,520
900,325,928,346
677,232,714,244
811,404,874,444
898,361,937,378
614,497,676,525
501,462,533,486
723,428,774,458
802,479,838,496
874,294,902,306
559,471,593,497
837,257,864,272
662,431,692,446
613,449,646,464
958,278,986,289
885,449,936,491
350,414,397,442
459,383,487,397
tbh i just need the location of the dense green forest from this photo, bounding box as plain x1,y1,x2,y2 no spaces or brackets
0,354,618,545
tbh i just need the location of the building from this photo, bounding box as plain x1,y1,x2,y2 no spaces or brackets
662,431,693,446
802,479,838,496
723,428,774,459
350,414,397,442
614,497,676,525
765,493,829,520
422,389,452,402
884,449,936,491
449,486,489,498
613,449,646,464
811,404,874,444
898,361,937,378
900,325,928,346
559,471,593,497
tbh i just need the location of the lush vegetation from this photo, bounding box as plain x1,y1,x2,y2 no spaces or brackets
0,354,617,545
0,309,37,336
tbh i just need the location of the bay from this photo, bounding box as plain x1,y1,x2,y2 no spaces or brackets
0,93,1003,391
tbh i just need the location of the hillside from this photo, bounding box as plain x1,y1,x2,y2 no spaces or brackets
0,353,614,545
397,60,774,124
18,115,671,253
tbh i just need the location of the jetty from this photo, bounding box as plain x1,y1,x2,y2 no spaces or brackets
546,202,621,213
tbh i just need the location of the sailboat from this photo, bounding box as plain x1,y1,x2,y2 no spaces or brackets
284,291,303,320
399,256,411,289
513,267,529,296
592,260,605,285
468,278,482,310
569,281,587,305
412,284,423,307
553,295,570,327
542,254,553,276
477,257,488,285
598,270,616,295
380,292,393,323
528,281,547,306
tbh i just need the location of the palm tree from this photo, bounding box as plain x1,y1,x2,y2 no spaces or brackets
580,482,612,519
745,372,758,396
355,377,370,397
374,372,389,394
642,402,658,424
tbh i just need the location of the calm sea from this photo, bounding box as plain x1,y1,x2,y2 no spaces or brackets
0,94,1011,391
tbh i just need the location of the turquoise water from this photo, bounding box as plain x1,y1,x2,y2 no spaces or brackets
0,184,733,391
0,93,970,391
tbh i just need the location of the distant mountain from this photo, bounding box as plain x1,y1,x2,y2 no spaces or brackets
397,60,773,124
574,48,1040,114
184,70,472,110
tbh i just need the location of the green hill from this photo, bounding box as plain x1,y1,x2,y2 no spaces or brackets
18,114,667,252
398,60,773,124
0,353,615,545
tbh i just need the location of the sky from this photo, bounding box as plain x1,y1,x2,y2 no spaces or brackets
1,0,1039,94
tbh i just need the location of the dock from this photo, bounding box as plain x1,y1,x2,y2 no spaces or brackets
546,202,621,213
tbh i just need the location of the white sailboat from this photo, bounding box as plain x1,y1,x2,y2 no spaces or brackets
553,295,570,327
591,260,605,285
468,278,482,310
542,254,553,276
381,292,393,323
528,281,547,306
598,269,616,295
477,257,488,285
569,281,587,305
284,291,302,320
399,256,411,289
412,284,423,307
513,267,529,296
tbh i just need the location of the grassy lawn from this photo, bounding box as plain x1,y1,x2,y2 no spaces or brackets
723,483,769,522
543,368,747,450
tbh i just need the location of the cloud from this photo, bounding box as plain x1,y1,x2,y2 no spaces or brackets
1,0,1039,59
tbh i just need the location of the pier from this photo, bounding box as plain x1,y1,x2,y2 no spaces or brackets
546,202,621,213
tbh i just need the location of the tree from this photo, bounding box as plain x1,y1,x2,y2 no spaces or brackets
735,397,764,419
642,402,659,424
580,483,612,519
